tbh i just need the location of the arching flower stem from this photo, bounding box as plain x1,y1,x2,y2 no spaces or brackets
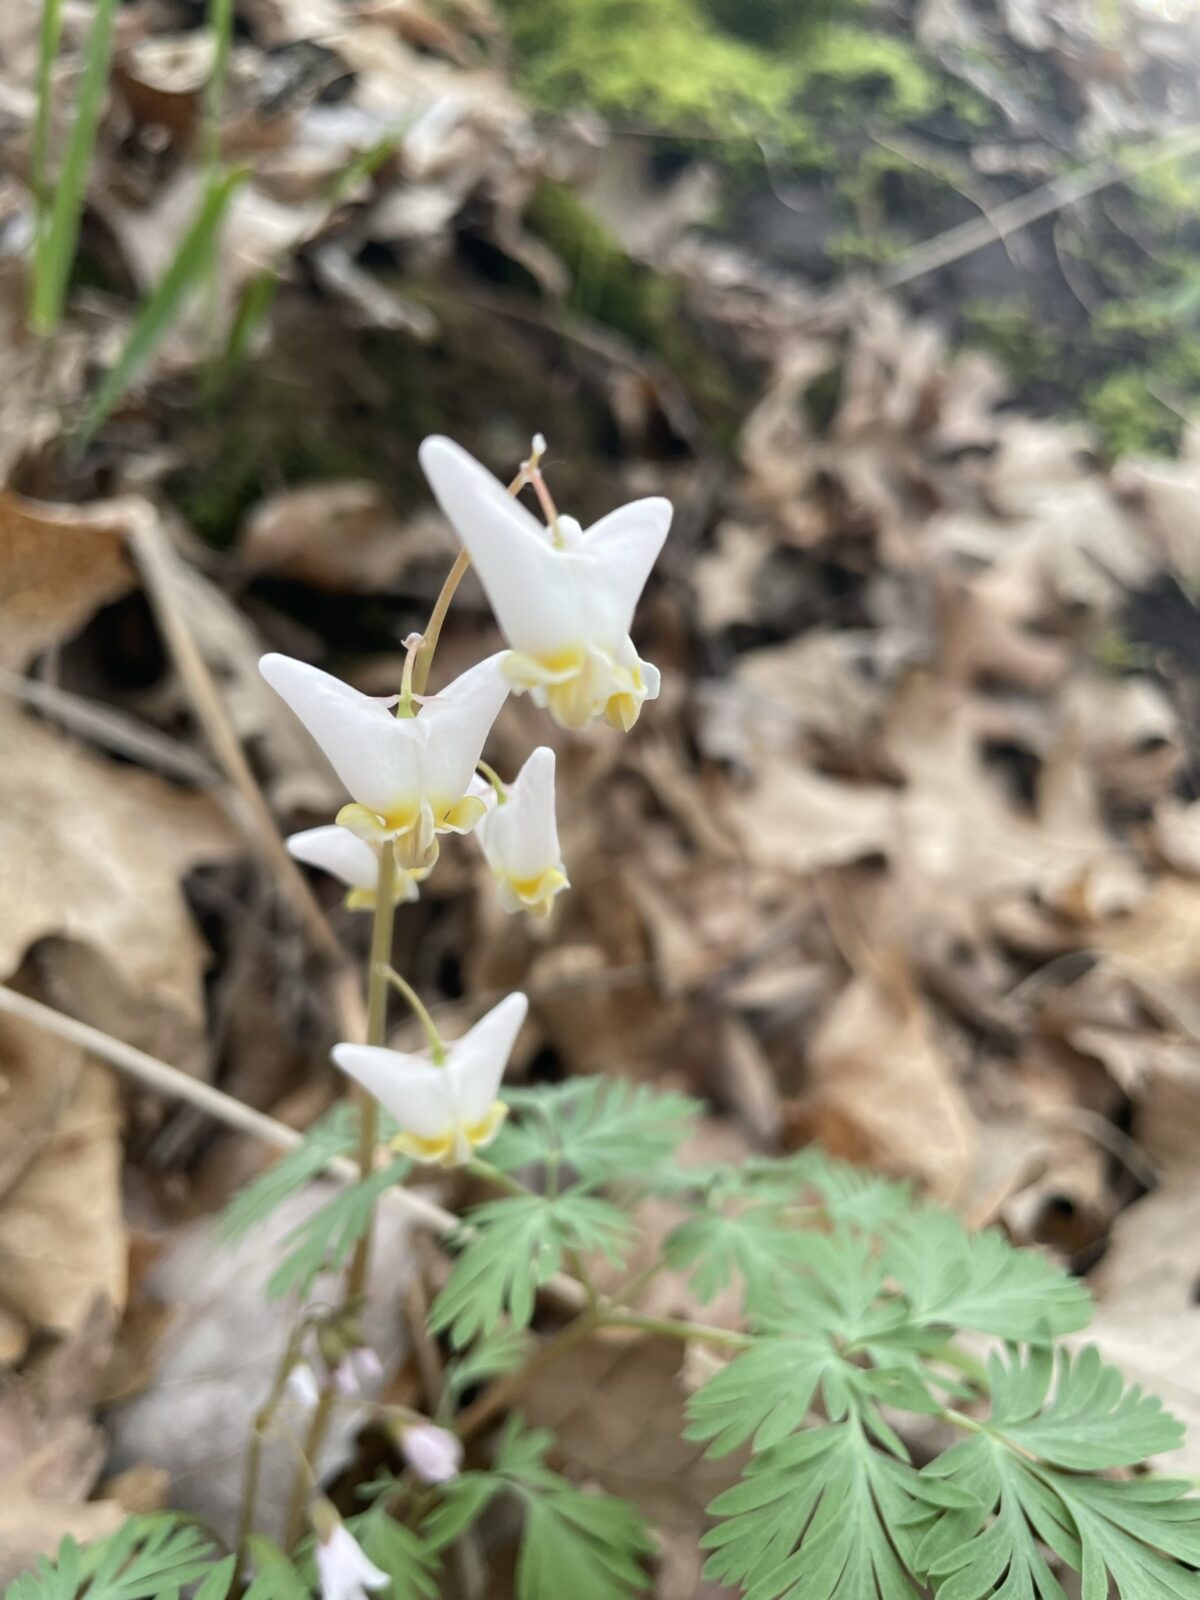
382,965,448,1065
475,758,508,803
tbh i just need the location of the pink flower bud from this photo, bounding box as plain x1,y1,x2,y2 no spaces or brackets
401,1422,463,1485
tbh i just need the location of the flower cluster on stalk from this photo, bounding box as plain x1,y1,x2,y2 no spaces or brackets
260,435,671,1169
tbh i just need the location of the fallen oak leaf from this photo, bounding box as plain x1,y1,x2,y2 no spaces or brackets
0,491,136,672
0,1061,125,1335
0,699,239,1075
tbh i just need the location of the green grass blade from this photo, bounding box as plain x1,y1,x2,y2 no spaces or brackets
203,0,234,169
32,0,64,242
31,0,120,335
79,167,248,442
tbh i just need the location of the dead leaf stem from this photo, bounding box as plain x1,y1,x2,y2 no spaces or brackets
123,498,366,1039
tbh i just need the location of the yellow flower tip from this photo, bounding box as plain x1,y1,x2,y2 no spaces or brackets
605,691,641,732
503,646,586,691
389,1101,508,1167
336,801,390,841
544,678,597,731
498,866,569,918
439,794,488,833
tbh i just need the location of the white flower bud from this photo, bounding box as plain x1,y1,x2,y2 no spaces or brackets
401,1422,464,1485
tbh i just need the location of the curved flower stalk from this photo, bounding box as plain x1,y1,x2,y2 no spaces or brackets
286,825,426,908
419,435,672,732
473,746,568,919
260,651,509,873
332,992,527,1167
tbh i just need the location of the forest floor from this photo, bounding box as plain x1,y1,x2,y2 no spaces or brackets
5,0,1200,1594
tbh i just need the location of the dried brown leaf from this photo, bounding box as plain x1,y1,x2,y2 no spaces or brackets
0,493,136,671
0,700,238,1072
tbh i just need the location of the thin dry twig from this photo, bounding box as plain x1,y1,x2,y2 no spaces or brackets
0,984,453,1233
0,667,223,789
0,985,588,1310
878,122,1200,292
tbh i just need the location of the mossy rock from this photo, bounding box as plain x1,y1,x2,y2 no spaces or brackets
494,0,950,160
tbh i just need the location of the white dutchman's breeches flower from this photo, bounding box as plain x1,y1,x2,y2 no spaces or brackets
260,650,509,876
332,992,527,1167
286,825,422,909
314,1519,388,1600
473,746,568,919
419,436,672,732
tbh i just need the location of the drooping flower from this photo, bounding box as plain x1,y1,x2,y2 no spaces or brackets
472,746,568,918
400,1422,463,1485
286,1362,321,1408
313,1511,388,1600
260,651,509,872
332,992,527,1167
419,435,672,732
287,825,425,908
333,1344,384,1397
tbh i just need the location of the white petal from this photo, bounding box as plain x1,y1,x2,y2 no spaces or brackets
468,771,497,810
317,1526,387,1600
332,1043,456,1138
419,436,585,658
287,826,379,891
260,654,422,816
447,992,528,1124
417,652,510,809
484,745,560,880
578,496,672,640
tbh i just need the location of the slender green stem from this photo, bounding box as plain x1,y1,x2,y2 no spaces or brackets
395,634,422,718
412,551,471,698
606,1310,754,1348
285,1387,334,1545
605,1256,671,1310
475,759,507,803
234,1324,305,1583
281,849,398,1549
383,965,447,1063
942,1407,987,1436
349,845,400,1297
411,463,528,698
465,1156,527,1197
931,1341,991,1392
456,1307,604,1442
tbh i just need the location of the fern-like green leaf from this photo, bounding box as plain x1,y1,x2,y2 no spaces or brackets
490,1080,699,1188
221,1105,359,1243
663,1205,808,1312
884,1211,1091,1342
354,1511,440,1600
5,1518,223,1600
422,1419,651,1599
430,1193,631,1347
1057,1474,1200,1598
987,1345,1184,1470
267,1156,409,1299
702,1417,966,1600
914,1347,1200,1599
444,1323,534,1405
913,1437,1076,1600
241,1539,309,1600
685,1333,839,1455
